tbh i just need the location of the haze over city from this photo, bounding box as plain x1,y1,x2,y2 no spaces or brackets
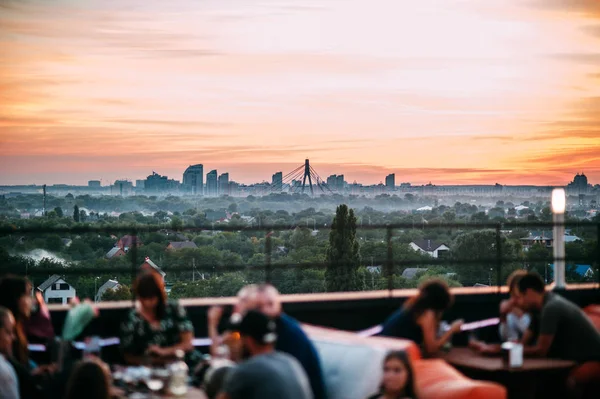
1,0,600,186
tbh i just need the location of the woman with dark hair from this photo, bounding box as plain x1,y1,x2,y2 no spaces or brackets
0,275,55,399
120,271,201,370
367,351,417,399
377,279,463,356
64,358,111,399
0,275,33,367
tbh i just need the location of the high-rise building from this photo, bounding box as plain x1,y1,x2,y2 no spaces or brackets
218,173,229,196
272,172,283,191
88,180,101,188
206,170,218,197
327,175,337,189
183,164,204,195
385,173,395,190
135,180,145,189
112,180,133,196
145,172,180,194
326,174,345,191
336,175,345,192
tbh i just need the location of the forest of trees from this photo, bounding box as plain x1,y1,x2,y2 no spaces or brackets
0,193,598,301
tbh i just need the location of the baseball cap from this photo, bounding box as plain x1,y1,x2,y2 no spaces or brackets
231,310,277,345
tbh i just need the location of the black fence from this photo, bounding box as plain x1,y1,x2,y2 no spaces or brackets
1,220,599,300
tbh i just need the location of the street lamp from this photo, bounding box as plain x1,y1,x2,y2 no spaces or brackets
551,188,566,290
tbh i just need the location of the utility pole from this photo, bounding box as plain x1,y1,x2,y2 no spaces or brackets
43,184,47,216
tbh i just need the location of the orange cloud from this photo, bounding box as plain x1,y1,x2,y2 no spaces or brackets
1,0,599,187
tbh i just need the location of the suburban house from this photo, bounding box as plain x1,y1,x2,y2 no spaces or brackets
205,210,228,222
37,275,76,305
159,229,188,241
520,230,582,250
401,267,429,280
166,241,198,250
409,240,450,258
140,257,166,281
105,247,126,259
116,235,143,251
96,279,120,302
573,265,594,279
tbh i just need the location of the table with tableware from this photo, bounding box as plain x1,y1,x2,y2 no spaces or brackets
441,347,576,399
111,366,208,399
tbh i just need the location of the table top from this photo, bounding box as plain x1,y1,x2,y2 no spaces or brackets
112,386,208,399
441,347,576,373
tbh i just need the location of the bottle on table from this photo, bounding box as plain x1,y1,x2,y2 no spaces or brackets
168,349,189,396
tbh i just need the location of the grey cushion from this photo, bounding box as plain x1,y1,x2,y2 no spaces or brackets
312,338,386,399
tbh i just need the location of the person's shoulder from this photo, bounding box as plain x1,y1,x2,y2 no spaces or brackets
124,306,141,322
279,313,300,328
279,314,309,337
545,293,573,310
166,300,186,315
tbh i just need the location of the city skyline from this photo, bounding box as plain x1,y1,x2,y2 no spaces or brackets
2,0,600,186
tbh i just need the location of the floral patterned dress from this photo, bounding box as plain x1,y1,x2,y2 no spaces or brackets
120,301,202,371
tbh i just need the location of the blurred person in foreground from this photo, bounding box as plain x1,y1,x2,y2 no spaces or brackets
515,272,600,398
0,306,20,399
120,271,202,370
366,350,417,399
217,310,313,399
0,275,56,398
377,279,463,357
64,357,112,399
247,284,327,399
207,284,259,362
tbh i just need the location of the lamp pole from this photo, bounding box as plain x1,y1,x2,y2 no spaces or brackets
552,188,566,290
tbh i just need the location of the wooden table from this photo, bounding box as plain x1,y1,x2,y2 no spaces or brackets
441,347,576,399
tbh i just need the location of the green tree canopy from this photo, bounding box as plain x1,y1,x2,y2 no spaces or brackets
325,204,361,292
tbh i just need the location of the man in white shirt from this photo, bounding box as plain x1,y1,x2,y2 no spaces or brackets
0,306,20,399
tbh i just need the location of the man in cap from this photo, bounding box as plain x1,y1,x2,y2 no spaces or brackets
217,310,313,399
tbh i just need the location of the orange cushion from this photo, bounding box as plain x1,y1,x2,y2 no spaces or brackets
569,361,600,385
582,305,600,331
413,359,507,399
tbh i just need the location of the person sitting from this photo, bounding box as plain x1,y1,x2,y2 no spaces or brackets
64,358,112,399
120,271,202,370
217,310,313,399
514,272,600,397
499,270,532,342
0,275,54,399
377,279,463,357
367,351,417,399
249,284,327,399
470,270,535,354
202,359,236,399
0,306,20,399
207,285,259,362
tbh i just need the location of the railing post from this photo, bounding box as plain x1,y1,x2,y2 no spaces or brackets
265,232,272,284
597,223,600,289
386,226,393,296
495,224,502,293
131,229,138,303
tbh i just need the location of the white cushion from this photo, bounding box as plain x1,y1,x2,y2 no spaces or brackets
312,338,386,399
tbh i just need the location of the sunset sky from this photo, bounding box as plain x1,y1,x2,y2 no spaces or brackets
1,0,599,186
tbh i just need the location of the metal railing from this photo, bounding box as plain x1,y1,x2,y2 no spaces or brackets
1,220,599,299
